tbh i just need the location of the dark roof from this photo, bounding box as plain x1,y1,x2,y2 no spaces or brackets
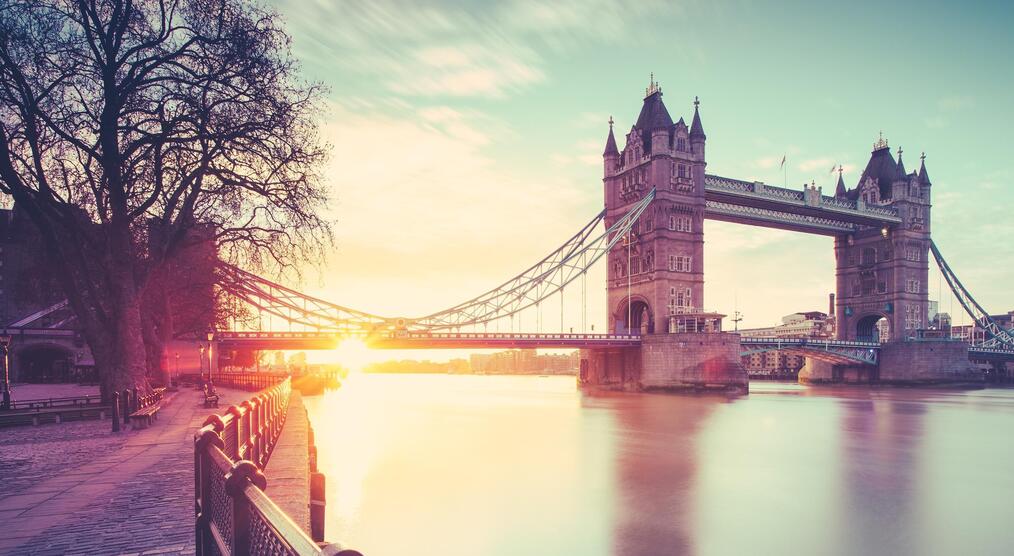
856,145,901,200
835,173,847,197
603,126,619,157
895,151,907,180
919,156,932,185
635,91,674,130
690,103,706,140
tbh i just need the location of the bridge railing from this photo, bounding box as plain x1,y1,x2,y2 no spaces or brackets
196,377,319,555
5,394,104,411
212,372,289,392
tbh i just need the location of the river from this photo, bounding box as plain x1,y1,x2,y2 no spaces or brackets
302,374,1014,556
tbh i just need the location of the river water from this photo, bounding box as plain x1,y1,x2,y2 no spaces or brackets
302,374,1014,556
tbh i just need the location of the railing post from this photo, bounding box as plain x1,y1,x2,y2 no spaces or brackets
310,471,326,542
111,391,121,433
194,427,225,556
225,461,267,556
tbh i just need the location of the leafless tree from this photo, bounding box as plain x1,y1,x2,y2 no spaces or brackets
0,0,331,397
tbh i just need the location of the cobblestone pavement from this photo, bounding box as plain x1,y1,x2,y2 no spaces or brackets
0,387,254,555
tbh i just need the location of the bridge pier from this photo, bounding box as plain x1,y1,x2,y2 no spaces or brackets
799,339,983,386
580,332,747,394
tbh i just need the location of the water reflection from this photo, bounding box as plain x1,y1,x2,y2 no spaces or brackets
302,376,1014,556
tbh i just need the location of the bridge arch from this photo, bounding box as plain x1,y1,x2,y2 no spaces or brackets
615,296,654,335
14,342,75,383
855,314,890,343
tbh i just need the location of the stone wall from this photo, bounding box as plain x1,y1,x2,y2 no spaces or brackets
581,332,747,394
878,339,982,385
640,332,747,393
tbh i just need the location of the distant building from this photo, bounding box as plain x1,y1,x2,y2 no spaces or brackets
470,349,578,375
739,311,832,378
950,310,1014,345
739,311,832,339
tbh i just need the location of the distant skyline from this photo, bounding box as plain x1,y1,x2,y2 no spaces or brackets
266,0,1014,359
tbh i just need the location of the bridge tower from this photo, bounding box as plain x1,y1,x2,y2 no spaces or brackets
603,76,709,335
833,139,932,342
585,77,746,394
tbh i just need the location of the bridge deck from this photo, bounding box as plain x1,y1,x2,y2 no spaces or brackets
216,331,643,350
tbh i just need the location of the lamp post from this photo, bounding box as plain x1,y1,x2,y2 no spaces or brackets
199,345,206,384
206,328,215,386
174,352,180,385
0,332,11,410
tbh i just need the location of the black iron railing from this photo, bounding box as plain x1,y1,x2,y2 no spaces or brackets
6,394,104,410
194,378,358,555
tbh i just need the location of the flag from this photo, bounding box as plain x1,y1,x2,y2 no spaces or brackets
779,154,786,169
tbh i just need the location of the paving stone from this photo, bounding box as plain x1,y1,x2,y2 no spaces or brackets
0,386,308,554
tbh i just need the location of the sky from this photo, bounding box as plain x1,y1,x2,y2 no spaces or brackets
264,0,1014,355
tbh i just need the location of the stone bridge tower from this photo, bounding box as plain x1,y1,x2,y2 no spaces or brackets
833,138,932,342
603,77,708,335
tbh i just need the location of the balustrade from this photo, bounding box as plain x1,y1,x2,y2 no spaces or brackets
194,378,361,555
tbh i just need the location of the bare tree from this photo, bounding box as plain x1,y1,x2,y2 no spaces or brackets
0,0,331,397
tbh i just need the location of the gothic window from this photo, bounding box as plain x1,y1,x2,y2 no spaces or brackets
905,305,921,330
668,255,692,273
905,247,919,261
906,279,921,293
877,281,886,294
677,138,687,152
861,247,877,265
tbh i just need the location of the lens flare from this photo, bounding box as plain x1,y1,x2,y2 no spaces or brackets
333,337,375,374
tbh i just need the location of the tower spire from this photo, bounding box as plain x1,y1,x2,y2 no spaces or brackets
919,151,931,185
603,115,619,157
645,72,661,97
896,146,907,178
690,96,706,140
835,165,847,197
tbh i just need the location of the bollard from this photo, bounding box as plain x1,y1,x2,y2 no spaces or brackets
112,391,121,432
310,472,326,542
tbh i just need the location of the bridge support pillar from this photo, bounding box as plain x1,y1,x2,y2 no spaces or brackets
798,360,875,384
581,333,747,394
877,340,982,386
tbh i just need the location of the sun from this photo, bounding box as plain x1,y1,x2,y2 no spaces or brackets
333,337,376,374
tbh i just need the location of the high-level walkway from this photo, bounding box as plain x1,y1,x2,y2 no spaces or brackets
0,385,302,555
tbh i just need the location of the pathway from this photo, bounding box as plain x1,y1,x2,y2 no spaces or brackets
0,386,251,555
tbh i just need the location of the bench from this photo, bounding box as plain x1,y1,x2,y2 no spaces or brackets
129,404,160,429
203,385,220,408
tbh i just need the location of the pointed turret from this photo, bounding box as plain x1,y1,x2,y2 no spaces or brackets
895,147,907,180
603,116,619,157
689,96,706,140
918,152,931,185
835,166,847,197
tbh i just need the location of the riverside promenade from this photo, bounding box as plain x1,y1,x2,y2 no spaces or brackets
0,385,312,555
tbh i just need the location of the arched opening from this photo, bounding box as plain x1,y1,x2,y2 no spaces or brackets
856,315,889,343
15,344,74,383
616,298,653,335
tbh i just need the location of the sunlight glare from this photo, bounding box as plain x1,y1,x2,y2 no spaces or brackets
333,337,376,374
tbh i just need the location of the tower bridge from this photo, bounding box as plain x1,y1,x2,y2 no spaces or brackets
4,77,1013,390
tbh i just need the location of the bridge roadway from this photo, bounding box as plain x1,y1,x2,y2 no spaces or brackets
215,331,643,351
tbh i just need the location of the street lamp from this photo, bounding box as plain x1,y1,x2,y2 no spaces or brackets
0,332,11,410
206,328,216,386
174,352,180,385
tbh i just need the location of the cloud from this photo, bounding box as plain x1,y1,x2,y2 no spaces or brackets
937,95,974,111
276,0,684,100
314,106,597,317
797,158,834,172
